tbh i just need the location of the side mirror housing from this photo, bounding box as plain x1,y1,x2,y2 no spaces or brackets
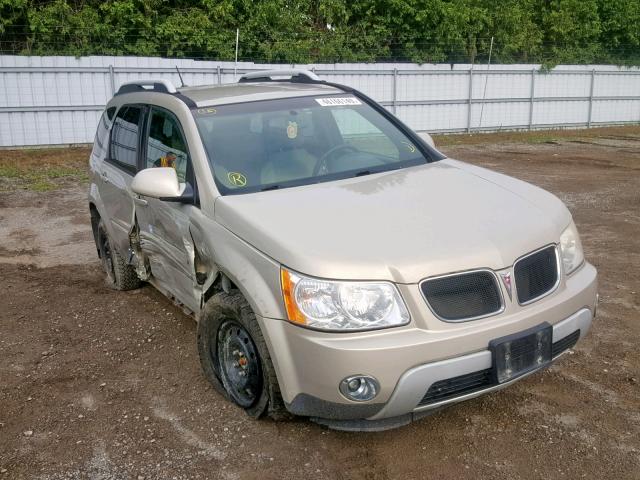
417,131,435,148
131,168,190,201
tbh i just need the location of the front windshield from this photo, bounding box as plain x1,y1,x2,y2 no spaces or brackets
194,94,432,194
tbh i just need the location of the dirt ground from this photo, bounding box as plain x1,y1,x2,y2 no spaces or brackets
1,127,639,479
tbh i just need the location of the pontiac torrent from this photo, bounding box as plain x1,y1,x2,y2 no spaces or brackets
88,69,598,431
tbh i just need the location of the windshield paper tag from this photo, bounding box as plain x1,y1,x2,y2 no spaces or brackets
315,97,362,107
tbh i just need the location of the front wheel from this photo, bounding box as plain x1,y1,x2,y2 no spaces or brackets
197,291,287,419
217,320,263,408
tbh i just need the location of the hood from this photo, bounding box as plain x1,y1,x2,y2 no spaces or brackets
214,159,571,283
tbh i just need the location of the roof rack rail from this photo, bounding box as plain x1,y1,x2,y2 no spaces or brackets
116,79,177,95
238,69,322,83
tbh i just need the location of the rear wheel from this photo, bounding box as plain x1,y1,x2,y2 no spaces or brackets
96,219,141,291
197,291,287,419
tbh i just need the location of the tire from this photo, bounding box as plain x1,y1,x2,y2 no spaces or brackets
197,291,288,420
96,219,141,291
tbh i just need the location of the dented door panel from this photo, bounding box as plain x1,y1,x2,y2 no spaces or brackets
135,197,199,312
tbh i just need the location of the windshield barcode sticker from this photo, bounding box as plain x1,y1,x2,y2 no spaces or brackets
315,97,362,107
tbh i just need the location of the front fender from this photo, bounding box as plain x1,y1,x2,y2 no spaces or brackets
190,210,286,320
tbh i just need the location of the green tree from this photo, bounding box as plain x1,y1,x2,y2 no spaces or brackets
540,0,602,64
1,0,638,66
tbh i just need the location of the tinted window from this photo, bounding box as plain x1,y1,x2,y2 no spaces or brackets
194,95,429,194
92,107,116,158
110,106,143,171
145,108,189,183
331,108,400,160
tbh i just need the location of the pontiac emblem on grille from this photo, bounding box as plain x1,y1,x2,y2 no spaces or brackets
500,272,513,300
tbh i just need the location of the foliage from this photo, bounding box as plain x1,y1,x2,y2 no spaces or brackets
1,0,639,65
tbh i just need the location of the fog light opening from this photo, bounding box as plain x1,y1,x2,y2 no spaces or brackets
339,375,379,402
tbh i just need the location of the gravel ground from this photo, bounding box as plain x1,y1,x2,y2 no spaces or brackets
1,129,639,479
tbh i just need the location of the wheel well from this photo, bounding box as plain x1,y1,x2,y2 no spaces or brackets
203,272,238,304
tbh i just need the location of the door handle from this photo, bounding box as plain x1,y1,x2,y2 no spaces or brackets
133,196,148,207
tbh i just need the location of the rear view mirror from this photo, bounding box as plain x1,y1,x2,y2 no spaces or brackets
131,167,184,199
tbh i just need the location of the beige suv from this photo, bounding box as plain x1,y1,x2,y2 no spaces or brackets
88,70,598,431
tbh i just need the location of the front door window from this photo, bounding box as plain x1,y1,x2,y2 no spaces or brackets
146,108,189,183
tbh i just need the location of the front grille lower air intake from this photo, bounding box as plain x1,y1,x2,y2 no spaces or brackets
419,369,493,406
514,245,559,304
420,270,503,321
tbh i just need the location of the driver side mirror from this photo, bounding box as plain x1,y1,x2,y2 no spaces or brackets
131,167,193,203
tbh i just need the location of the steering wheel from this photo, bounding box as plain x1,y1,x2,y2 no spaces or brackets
313,144,358,176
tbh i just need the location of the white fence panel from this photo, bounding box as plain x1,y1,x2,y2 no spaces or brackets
592,99,640,124
0,55,639,147
470,102,531,129
533,100,590,126
399,72,469,101
594,73,640,97
535,72,592,98
400,103,469,132
472,71,532,100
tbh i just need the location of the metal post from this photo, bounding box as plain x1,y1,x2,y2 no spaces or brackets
392,68,398,115
108,65,115,95
528,68,536,130
467,68,473,133
477,36,494,130
234,28,239,79
587,68,595,128
217,65,221,85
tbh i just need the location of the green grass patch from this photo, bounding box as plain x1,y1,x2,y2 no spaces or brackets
433,125,640,147
0,165,22,178
0,167,88,192
0,147,90,192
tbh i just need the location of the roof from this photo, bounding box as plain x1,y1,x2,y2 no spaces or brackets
177,82,343,107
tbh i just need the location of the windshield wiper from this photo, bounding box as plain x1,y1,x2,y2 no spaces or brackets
261,184,280,192
354,170,372,177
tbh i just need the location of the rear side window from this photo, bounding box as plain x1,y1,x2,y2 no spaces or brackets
145,108,190,183
92,107,116,158
110,106,143,172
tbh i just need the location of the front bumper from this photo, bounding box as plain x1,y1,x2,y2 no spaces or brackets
258,262,597,428
307,308,592,432
369,307,592,420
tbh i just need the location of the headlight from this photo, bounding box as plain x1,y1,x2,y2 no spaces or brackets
280,268,410,331
560,221,584,275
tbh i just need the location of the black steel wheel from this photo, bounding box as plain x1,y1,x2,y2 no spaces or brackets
216,321,263,408
197,291,288,420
